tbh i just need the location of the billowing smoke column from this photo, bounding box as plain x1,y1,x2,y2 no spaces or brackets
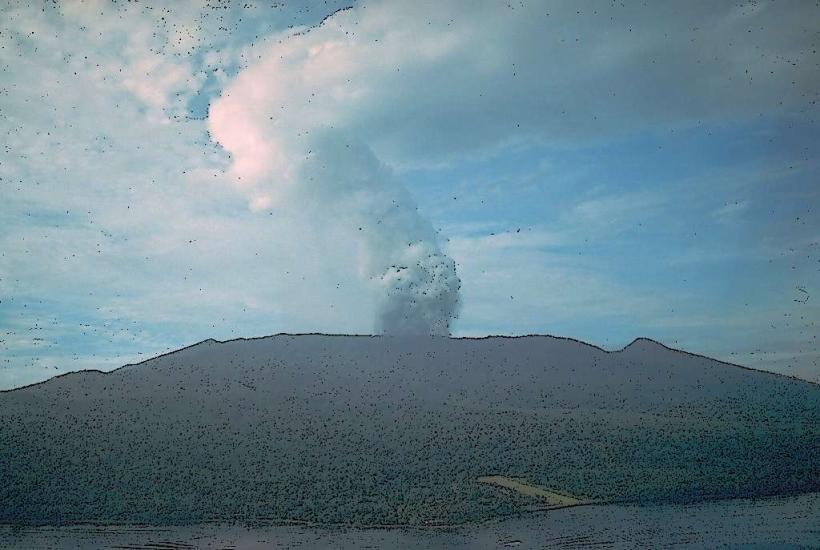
296,131,460,335
378,252,460,336
206,7,464,335
209,98,462,334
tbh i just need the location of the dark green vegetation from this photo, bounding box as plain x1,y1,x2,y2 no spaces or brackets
1,335,818,526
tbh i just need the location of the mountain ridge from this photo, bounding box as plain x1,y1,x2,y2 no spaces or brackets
4,333,813,395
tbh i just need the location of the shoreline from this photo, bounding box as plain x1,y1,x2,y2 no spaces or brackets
1,490,816,533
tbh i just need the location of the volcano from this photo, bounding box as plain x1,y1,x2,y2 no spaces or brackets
1,334,817,526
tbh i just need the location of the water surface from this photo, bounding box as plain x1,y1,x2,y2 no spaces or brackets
2,493,818,549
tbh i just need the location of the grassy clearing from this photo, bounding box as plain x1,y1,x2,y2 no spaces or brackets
477,475,584,508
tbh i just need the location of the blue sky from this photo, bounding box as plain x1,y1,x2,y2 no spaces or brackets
1,0,818,389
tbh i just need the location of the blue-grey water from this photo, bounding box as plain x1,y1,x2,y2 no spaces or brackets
1,493,818,549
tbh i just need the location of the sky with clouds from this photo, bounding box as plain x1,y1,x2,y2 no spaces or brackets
1,0,818,389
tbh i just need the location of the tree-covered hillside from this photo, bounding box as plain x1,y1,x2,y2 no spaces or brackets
1,335,818,526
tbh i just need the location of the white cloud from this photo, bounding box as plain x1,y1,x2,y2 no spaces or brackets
570,191,667,235
0,2,390,387
210,0,820,181
712,200,749,222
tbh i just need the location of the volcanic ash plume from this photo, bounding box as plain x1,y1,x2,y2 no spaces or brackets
378,246,460,336
296,132,460,336
205,8,462,335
